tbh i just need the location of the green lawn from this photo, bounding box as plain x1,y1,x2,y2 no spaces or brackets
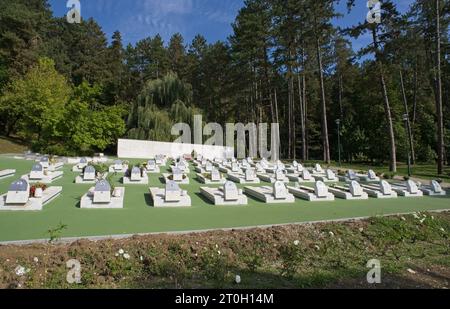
0,156,449,242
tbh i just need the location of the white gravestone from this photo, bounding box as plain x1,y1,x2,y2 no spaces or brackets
302,169,312,180
211,168,221,181
155,155,163,165
273,181,288,199
130,167,142,181
231,162,240,172
147,160,156,171
380,180,392,195
172,167,183,182
276,161,285,170
297,164,304,172
292,161,298,167
93,180,111,203
30,164,44,180
347,170,357,180
40,157,49,169
368,170,377,180
315,181,328,198
255,163,264,172
78,157,88,169
260,160,269,169
84,166,96,181
205,162,213,172
114,160,123,171
406,180,419,194
315,164,323,173
224,181,239,201
165,181,181,202
6,179,30,204
349,181,363,196
275,169,285,181
245,168,256,181
431,180,442,193
326,169,336,180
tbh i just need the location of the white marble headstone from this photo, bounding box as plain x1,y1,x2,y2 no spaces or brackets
131,167,142,181
211,168,221,181
245,168,256,181
380,180,392,195
84,165,96,181
231,162,240,172
315,164,323,173
275,169,285,181
273,181,288,199
302,170,312,180
155,155,163,165
326,169,336,180
30,163,44,180
93,180,111,203
406,180,419,194
6,179,30,204
40,157,49,168
349,181,363,196
114,160,123,171
172,167,183,182
224,181,239,201
368,170,377,180
147,160,156,171
347,170,356,180
431,180,442,193
205,162,213,172
165,181,181,202
78,157,88,169
314,181,328,198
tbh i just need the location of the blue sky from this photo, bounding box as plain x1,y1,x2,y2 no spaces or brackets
49,0,415,48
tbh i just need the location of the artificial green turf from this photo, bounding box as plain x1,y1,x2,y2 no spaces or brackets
0,156,449,242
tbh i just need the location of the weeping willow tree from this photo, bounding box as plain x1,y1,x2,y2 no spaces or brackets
127,72,200,141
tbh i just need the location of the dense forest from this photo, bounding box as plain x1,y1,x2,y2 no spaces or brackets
0,0,448,173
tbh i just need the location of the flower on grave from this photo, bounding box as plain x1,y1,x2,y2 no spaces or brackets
359,228,364,232
118,249,124,255
123,253,130,260
440,228,445,233
293,240,300,246
15,266,26,276
217,251,221,255
328,231,335,237
314,245,320,251
401,217,406,221
139,256,144,261
33,257,39,263
235,275,241,284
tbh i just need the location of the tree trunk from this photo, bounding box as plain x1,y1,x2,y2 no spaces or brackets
315,36,330,164
303,74,308,161
400,69,416,164
338,74,344,119
412,58,418,124
297,74,306,161
435,0,444,174
372,28,397,172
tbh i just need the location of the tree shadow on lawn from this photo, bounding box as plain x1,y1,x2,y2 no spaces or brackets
123,264,445,289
